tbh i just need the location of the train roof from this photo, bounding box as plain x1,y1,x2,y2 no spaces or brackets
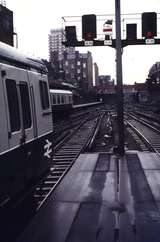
0,41,47,73
50,89,72,95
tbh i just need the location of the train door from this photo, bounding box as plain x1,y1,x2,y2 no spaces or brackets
27,71,53,136
27,71,53,175
1,64,34,149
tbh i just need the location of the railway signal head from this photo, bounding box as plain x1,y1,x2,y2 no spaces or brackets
142,12,157,38
0,5,14,46
65,26,77,45
126,24,137,40
82,14,97,40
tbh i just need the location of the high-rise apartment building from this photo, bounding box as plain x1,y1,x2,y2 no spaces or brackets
48,28,75,62
48,29,65,61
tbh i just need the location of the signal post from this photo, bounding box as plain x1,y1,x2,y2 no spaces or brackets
63,2,159,156
115,0,124,155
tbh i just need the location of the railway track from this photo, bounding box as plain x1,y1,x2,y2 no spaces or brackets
133,110,160,123
0,111,103,242
86,111,114,152
2,108,160,242
34,112,102,210
53,107,99,145
130,110,160,130
125,112,160,154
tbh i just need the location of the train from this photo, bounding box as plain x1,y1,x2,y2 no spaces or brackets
0,41,53,204
50,89,73,119
0,41,101,205
50,89,102,119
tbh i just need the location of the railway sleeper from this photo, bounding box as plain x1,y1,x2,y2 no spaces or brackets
53,158,74,162
57,152,78,155
54,162,71,169
56,147,80,149
62,145,82,148
54,154,77,159
48,172,63,177
52,165,68,169
44,180,58,186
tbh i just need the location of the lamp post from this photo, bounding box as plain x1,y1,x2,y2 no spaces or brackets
115,0,125,156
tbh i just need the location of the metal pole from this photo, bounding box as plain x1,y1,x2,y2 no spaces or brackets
115,0,125,156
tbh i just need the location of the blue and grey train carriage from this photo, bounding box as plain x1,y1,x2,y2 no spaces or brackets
0,41,53,203
50,89,73,119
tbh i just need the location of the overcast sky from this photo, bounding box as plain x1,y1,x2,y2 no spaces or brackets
4,0,160,84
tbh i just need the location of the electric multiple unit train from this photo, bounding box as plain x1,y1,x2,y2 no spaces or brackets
0,41,95,204
0,41,53,203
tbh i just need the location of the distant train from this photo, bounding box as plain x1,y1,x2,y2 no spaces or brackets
0,41,53,203
50,89,102,119
50,89,73,118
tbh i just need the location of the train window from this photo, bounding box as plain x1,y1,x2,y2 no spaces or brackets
39,81,50,110
6,79,20,132
61,95,65,104
57,94,60,104
65,96,68,104
19,82,32,129
52,95,56,104
69,95,72,104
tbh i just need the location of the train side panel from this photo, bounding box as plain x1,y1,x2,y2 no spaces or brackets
0,63,53,200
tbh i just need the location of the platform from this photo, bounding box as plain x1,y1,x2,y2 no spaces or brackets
17,151,160,242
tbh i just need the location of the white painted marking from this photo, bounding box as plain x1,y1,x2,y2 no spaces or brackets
84,41,93,46
104,40,112,45
145,39,155,44
44,139,52,158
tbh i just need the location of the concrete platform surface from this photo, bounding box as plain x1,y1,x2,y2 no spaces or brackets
17,152,160,242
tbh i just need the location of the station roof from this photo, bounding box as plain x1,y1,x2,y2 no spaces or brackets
49,80,77,90
50,89,72,94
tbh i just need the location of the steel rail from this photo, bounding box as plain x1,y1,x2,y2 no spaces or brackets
85,113,105,150
126,120,160,157
127,113,160,134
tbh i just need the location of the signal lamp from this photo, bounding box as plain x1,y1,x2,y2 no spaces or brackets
146,31,153,38
65,26,77,45
126,24,137,40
